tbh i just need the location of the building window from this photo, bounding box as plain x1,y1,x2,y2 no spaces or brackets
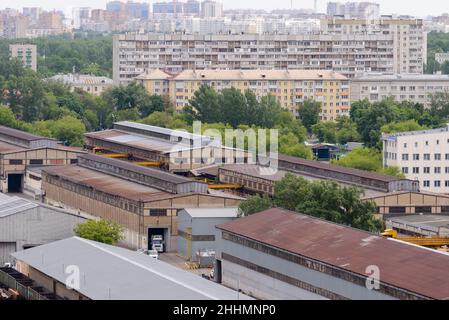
149,209,167,216
412,167,419,174
402,154,409,161
29,159,43,165
402,167,409,174
445,154,449,160
9,159,23,165
70,159,78,164
441,206,449,213
423,154,430,160
424,167,430,174
423,180,430,187
445,181,449,187
389,206,406,214
435,154,442,160
413,154,419,161
435,180,441,187
415,206,432,214
435,167,441,174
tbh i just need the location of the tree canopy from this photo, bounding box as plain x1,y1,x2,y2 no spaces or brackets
74,219,124,245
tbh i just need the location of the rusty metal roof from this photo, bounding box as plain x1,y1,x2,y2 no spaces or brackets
217,208,449,300
42,165,172,202
0,140,26,153
278,154,401,183
78,154,199,185
0,125,56,142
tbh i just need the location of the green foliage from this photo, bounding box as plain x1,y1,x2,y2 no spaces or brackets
332,148,404,178
239,174,384,233
426,32,449,74
381,120,428,134
74,219,124,245
297,99,321,133
238,194,273,217
279,133,313,159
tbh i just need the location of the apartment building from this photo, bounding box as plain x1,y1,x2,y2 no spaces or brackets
351,74,449,107
322,16,426,75
382,124,449,193
48,73,114,96
327,2,380,19
136,69,350,119
9,44,37,71
113,17,425,84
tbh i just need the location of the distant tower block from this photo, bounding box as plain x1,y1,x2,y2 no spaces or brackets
314,0,318,13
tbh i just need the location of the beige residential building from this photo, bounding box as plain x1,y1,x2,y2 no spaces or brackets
321,16,427,74
9,44,37,71
136,69,350,120
351,74,449,107
48,73,114,96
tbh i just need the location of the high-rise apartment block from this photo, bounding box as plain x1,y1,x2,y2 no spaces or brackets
201,1,223,18
136,69,350,120
9,44,37,71
327,2,380,19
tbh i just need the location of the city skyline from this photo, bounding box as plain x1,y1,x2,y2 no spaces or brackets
1,0,449,18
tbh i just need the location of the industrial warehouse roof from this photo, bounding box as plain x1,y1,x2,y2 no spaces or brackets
168,69,348,81
217,208,449,300
0,140,26,153
182,207,239,218
220,164,288,181
85,129,212,154
12,237,252,300
42,165,172,202
0,193,38,218
278,154,402,183
78,153,199,185
0,125,56,142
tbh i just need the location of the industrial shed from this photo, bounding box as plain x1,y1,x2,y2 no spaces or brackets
215,208,449,300
177,208,238,262
84,121,249,172
0,125,85,193
0,193,85,265
42,162,243,252
10,237,252,300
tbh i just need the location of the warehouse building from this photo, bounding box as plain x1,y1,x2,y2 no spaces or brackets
177,208,238,262
215,208,449,300
366,191,449,218
84,121,249,173
41,154,242,251
0,125,85,193
9,237,252,300
0,193,85,265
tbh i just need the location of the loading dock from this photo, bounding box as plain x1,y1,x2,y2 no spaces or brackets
148,227,170,253
7,173,23,193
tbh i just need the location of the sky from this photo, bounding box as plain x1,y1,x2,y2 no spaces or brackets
1,0,448,18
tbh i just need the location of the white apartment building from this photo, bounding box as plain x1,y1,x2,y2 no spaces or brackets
351,74,449,107
201,1,223,18
382,125,449,193
113,17,426,84
48,73,113,96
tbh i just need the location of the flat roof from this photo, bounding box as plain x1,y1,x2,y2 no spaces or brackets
182,207,239,218
12,237,252,300
387,215,449,229
0,125,56,142
0,193,38,218
217,208,449,300
42,165,172,202
382,124,449,140
353,73,449,81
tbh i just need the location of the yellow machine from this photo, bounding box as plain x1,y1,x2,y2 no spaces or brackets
382,229,449,248
133,161,162,167
101,153,129,159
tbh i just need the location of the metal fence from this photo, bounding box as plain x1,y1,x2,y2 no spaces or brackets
0,268,49,300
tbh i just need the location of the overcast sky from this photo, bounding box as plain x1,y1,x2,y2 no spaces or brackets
1,0,448,18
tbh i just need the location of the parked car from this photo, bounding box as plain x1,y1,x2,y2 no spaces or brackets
148,250,159,259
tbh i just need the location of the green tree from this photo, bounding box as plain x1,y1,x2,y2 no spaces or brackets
312,121,337,144
74,219,124,245
0,105,20,128
187,85,222,123
332,148,382,172
381,120,427,134
297,99,321,133
50,115,86,146
279,133,313,159
238,194,273,217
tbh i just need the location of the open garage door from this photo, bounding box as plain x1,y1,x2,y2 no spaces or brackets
0,242,16,265
8,173,23,193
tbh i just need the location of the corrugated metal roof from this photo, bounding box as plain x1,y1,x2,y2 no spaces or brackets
0,193,38,218
0,125,56,142
0,140,26,153
217,208,449,300
183,207,239,218
220,164,287,181
79,154,198,185
278,154,401,183
12,237,252,300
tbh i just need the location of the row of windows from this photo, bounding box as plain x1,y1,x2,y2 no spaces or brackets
402,167,449,174
8,159,77,165
401,153,449,161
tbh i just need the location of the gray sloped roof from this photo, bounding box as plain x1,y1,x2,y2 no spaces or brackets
182,207,239,218
0,193,38,218
12,237,252,300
